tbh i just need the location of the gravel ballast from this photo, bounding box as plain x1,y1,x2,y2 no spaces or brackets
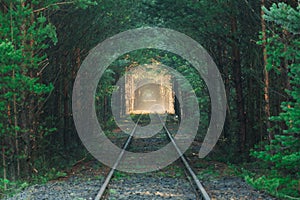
6,171,276,200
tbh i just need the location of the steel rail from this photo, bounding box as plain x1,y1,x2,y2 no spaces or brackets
159,115,211,200
94,116,142,200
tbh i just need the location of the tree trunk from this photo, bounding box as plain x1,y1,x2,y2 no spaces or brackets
13,81,20,178
261,0,273,141
8,0,21,179
63,73,69,148
219,41,230,139
2,146,7,191
231,16,247,152
283,30,291,92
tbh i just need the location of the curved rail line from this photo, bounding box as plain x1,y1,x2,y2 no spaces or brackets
94,114,210,200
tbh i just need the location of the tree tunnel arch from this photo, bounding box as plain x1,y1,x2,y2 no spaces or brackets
125,64,175,114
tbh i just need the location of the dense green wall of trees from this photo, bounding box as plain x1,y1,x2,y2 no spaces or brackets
1,0,299,198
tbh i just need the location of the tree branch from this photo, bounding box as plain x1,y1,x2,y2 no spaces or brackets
33,1,75,13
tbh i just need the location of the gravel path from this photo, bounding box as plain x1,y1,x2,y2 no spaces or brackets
5,124,277,200
203,177,276,200
105,174,196,200
6,176,102,200
5,168,277,200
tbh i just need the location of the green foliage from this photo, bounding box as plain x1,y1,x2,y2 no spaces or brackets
109,188,117,195
113,171,130,181
263,3,300,34
0,0,97,197
197,166,220,180
32,168,67,184
245,175,299,200
249,3,300,199
0,168,66,197
74,0,98,9
1,0,298,198
0,1,58,187
0,178,29,198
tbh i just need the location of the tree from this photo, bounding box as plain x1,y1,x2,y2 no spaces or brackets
261,0,272,141
0,0,97,193
1,0,58,181
248,3,300,199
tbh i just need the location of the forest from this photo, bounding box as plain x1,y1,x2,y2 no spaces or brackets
0,0,299,199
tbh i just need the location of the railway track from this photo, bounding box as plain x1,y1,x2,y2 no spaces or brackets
94,114,211,200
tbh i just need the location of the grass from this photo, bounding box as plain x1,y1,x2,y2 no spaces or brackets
112,171,130,181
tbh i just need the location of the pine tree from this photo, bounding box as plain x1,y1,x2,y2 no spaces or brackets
0,0,97,194
249,3,300,199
